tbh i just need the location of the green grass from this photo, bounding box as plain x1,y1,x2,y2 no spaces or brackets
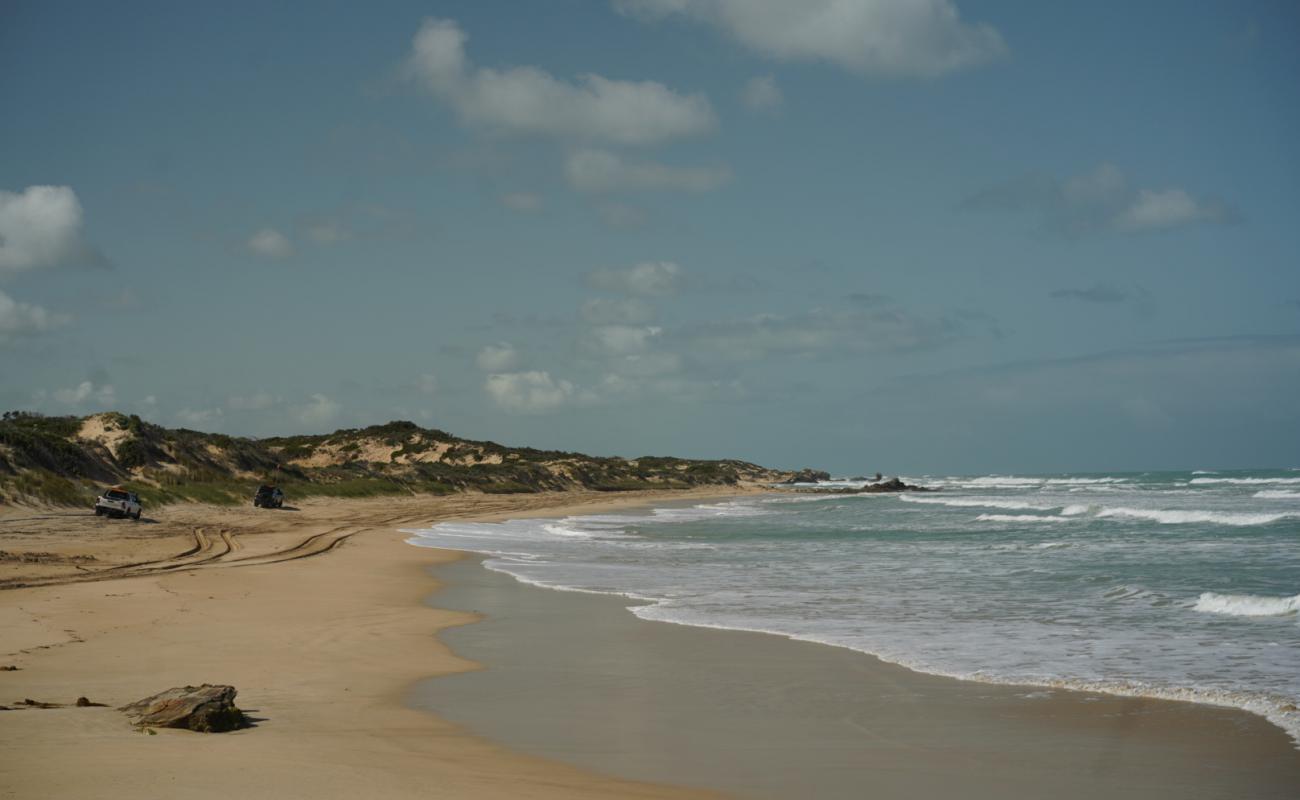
3,469,93,506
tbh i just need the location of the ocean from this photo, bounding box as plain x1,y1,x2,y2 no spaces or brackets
405,469,1300,744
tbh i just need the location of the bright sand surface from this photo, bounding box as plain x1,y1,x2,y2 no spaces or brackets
3,489,1299,799
0,490,744,800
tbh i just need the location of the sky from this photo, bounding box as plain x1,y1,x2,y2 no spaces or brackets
2,0,1298,474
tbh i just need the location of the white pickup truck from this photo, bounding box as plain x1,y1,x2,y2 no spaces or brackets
94,487,142,520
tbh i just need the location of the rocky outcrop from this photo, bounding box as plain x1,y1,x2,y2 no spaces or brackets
857,477,933,493
781,469,832,484
119,684,247,732
785,476,936,495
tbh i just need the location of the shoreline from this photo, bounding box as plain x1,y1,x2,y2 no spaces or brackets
0,488,751,799
4,486,1297,798
420,551,1300,799
406,492,1300,749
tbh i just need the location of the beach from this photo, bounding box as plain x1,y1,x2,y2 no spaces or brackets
2,489,1298,798
0,490,740,799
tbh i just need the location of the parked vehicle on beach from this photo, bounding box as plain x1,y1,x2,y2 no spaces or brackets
253,485,284,509
95,486,142,520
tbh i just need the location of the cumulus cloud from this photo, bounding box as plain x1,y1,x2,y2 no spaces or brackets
302,219,350,245
583,324,664,356
580,297,656,325
405,18,717,146
0,290,69,343
247,227,294,259
227,391,279,411
614,0,1007,78
565,149,732,193
1116,189,1228,232
965,163,1237,236
296,393,341,427
0,185,99,274
740,75,783,112
476,342,520,372
500,192,543,212
675,305,984,362
52,380,116,407
484,370,591,414
587,261,683,296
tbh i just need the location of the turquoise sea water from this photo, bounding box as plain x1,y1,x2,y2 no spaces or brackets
406,469,1300,743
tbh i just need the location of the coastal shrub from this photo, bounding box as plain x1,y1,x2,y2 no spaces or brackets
11,469,91,506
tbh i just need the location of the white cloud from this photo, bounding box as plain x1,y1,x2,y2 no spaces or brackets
580,297,656,325
614,0,1007,78
565,149,732,193
53,380,116,407
0,290,68,343
500,192,543,212
1117,189,1225,232
476,342,520,372
606,352,684,378
588,261,683,296
676,305,979,363
303,220,350,245
484,370,591,414
966,163,1236,236
740,75,783,112
227,391,279,411
405,18,717,146
247,227,294,259
584,325,664,356
0,185,95,274
296,393,341,427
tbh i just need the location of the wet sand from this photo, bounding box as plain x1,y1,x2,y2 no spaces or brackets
418,555,1300,800
0,490,748,800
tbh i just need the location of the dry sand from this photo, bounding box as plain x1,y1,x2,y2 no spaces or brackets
3,488,1298,799
0,489,745,800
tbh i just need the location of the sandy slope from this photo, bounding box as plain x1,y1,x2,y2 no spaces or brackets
0,490,753,799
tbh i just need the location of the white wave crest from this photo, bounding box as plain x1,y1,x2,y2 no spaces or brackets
1194,592,1300,618
1095,507,1298,526
975,513,1069,523
898,495,1056,511
1256,490,1300,500
1190,477,1300,485
541,523,597,538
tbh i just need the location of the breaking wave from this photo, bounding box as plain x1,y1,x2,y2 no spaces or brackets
1194,592,1300,618
1094,507,1297,526
975,513,1069,523
1190,477,1300,486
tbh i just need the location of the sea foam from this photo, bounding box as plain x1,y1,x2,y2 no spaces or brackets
1190,477,1300,485
899,495,1057,511
1094,507,1297,526
1194,592,1300,618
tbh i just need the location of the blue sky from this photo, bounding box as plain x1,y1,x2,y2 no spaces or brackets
2,0,1297,473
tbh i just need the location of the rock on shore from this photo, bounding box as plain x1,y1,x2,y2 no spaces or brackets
119,684,247,732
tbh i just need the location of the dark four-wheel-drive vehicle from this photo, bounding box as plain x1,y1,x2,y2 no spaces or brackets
95,486,142,520
253,485,284,509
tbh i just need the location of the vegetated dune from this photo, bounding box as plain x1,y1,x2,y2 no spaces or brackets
0,411,788,507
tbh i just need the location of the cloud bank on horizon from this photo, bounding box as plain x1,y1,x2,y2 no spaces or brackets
2,0,1296,473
